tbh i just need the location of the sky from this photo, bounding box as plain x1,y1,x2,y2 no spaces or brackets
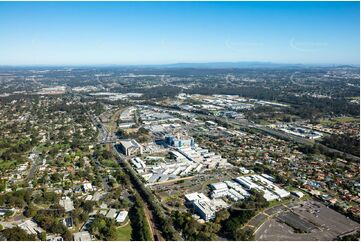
0,1,359,65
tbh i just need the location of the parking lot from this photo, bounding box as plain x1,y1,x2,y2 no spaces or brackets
290,200,359,237
150,168,238,202
248,213,268,228
264,204,287,216
277,212,317,233
255,200,359,241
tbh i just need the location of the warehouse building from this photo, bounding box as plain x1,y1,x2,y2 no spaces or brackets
118,139,143,156
185,192,229,221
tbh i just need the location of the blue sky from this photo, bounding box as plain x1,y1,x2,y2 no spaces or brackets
0,1,359,65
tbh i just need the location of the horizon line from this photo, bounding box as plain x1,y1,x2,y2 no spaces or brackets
0,61,359,68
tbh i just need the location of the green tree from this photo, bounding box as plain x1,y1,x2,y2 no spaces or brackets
63,230,73,241
214,209,230,224
2,227,36,241
40,231,47,241
24,205,37,218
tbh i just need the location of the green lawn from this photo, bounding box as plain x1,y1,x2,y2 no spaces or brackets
100,159,118,168
0,160,18,171
115,222,132,241
320,116,359,125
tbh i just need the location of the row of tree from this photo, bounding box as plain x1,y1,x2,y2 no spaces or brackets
128,194,153,241
320,134,360,157
118,156,181,240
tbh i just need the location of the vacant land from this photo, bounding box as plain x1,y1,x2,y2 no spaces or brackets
115,222,132,241
320,116,359,125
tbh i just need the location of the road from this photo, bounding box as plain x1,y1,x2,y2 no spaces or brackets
26,147,42,181
146,175,194,186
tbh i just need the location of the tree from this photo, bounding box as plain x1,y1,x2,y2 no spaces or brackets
62,230,73,241
220,192,268,240
234,227,255,241
171,211,220,240
214,209,230,224
33,207,66,234
24,205,37,218
81,201,95,213
40,232,47,241
79,212,89,223
128,194,152,241
4,210,14,218
2,227,36,241
89,215,118,241
0,179,6,192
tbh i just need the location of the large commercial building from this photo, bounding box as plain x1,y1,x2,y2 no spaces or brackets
209,181,249,201
165,134,195,148
118,139,143,156
234,175,290,201
185,192,229,221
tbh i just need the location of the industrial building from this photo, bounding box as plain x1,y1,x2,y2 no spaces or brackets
185,175,291,221
278,124,323,140
185,192,229,221
118,139,143,156
209,181,248,201
130,157,146,170
234,175,290,201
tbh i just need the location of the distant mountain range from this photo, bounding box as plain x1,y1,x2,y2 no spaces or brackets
155,62,302,68
0,62,358,69
130,62,359,69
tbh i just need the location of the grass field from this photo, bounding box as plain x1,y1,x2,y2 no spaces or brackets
99,159,118,168
320,116,359,125
115,222,132,241
0,160,18,171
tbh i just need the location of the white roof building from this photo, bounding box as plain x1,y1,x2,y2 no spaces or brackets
106,208,117,219
185,192,229,221
59,197,75,212
82,183,93,192
18,220,44,235
209,182,228,191
234,176,260,190
291,191,304,198
115,211,128,223
261,173,275,182
73,231,92,241
118,139,143,156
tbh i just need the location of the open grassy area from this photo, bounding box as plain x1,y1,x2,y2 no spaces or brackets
99,158,118,168
0,160,18,171
115,222,132,241
320,116,359,125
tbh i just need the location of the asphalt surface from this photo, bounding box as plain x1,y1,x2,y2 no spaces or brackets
255,201,360,241
277,212,317,233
